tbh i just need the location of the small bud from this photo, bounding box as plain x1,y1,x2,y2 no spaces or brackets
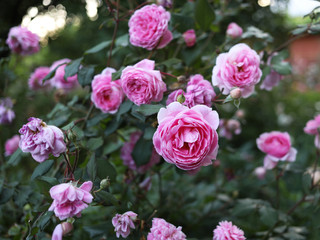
177,75,186,83
230,88,242,99
254,167,266,180
67,129,76,142
182,29,196,47
61,222,73,235
177,94,185,104
100,178,110,189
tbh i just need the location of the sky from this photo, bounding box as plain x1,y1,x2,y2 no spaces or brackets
288,0,320,17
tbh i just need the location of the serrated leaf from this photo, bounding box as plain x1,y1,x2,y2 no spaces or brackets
31,160,54,180
135,104,163,116
85,41,111,54
195,0,215,31
78,66,95,87
64,57,83,80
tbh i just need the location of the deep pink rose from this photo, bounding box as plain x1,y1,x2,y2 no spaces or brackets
304,114,320,149
213,221,246,240
226,23,243,39
5,135,20,156
182,29,196,47
112,211,137,238
28,66,51,91
129,4,172,50
153,102,219,171
49,181,93,220
260,69,283,91
50,59,79,91
256,131,297,170
212,43,262,98
147,218,186,240
166,89,185,105
19,117,66,162
52,222,73,240
219,119,241,140
0,98,15,124
121,59,167,106
6,26,40,55
91,67,125,114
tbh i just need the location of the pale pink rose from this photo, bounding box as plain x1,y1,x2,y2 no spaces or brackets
120,131,160,173
52,222,73,240
226,23,243,39
153,102,219,171
91,67,125,114
213,221,246,240
28,66,51,91
19,117,66,162
50,59,79,91
182,29,196,47
0,98,15,124
219,119,241,140
212,43,262,98
121,59,167,106
112,211,137,238
6,26,40,55
147,218,186,240
260,70,283,91
256,131,297,170
166,89,185,105
129,4,173,50
49,181,93,220
304,114,320,135
5,135,20,156
254,166,267,180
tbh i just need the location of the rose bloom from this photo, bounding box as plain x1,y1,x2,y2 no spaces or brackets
304,114,320,149
256,131,297,170
147,218,186,240
52,222,73,240
213,221,246,240
129,4,173,50
121,131,160,173
50,58,79,91
112,211,138,238
28,66,51,91
49,181,93,220
5,135,20,156
219,119,241,140
6,26,40,55
121,59,167,106
0,98,15,124
19,117,66,162
212,43,262,98
153,102,219,171
182,29,196,47
226,22,243,39
260,69,283,91
91,67,125,114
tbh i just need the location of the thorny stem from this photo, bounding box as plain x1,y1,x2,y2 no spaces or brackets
107,0,120,66
63,152,74,180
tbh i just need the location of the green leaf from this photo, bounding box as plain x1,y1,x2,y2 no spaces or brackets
158,58,182,68
87,113,109,127
64,57,83,80
261,66,271,81
38,211,54,231
87,137,104,151
0,187,14,204
42,62,65,83
102,139,123,155
36,176,59,186
62,121,75,131
95,191,119,206
132,136,153,167
72,125,84,140
271,51,292,75
104,118,121,136
112,66,125,81
31,160,54,180
135,104,163,116
96,158,117,181
259,206,278,227
302,173,312,193
195,0,215,31
87,153,97,181
14,185,33,207
292,25,308,35
7,148,22,166
78,66,95,87
85,41,111,54
143,127,156,140
171,13,195,32
116,101,133,121
115,34,129,47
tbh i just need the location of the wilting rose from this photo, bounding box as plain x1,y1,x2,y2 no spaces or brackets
112,211,138,238
182,29,196,47
226,22,243,39
28,66,51,91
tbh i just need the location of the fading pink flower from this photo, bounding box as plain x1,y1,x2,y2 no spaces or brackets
219,119,241,140
50,59,79,91
28,66,51,91
5,135,20,156
260,69,283,91
153,102,219,171
254,166,267,180
212,43,262,98
157,0,172,8
226,23,243,39
147,218,186,240
6,26,40,55
52,222,73,240
112,211,137,238
182,29,196,47
19,117,66,162
121,131,160,173
304,114,320,149
213,221,246,240
91,67,125,114
121,59,167,106
129,4,172,50
0,98,15,124
49,181,93,220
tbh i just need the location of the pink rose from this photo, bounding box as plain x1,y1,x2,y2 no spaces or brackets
121,131,160,173
52,222,73,240
28,66,51,91
121,59,167,106
304,114,320,149
226,23,243,39
153,102,219,171
166,89,185,105
50,59,79,91
219,119,241,140
212,43,262,98
6,26,40,55
147,218,186,240
182,29,196,47
5,135,20,156
213,221,246,240
19,117,66,162
256,131,297,170
129,4,173,50
49,181,93,220
91,67,125,114
112,211,138,238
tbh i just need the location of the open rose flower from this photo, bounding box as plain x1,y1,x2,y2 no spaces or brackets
121,59,167,105
91,67,125,114
28,66,51,91
213,221,246,240
212,43,262,98
182,29,196,47
153,102,219,171
49,181,93,220
226,23,243,39
256,131,297,169
129,4,172,50
6,26,40,55
19,117,66,162
5,135,20,156
0,98,15,124
148,218,186,240
112,211,138,238
304,114,320,149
